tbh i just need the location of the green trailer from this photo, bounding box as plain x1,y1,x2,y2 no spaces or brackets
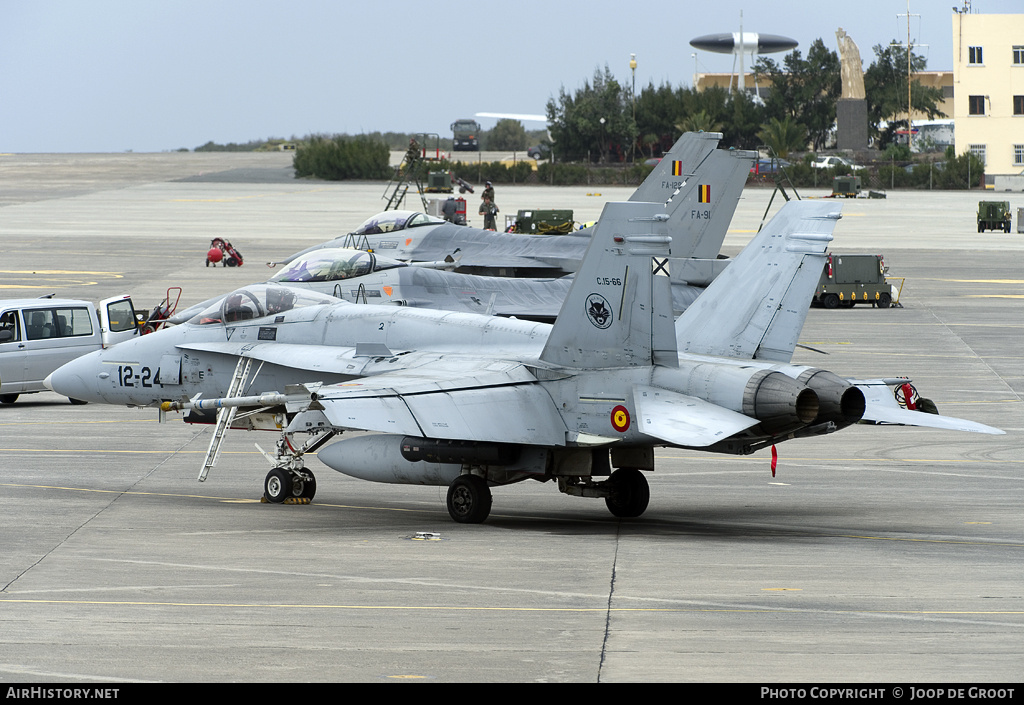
814,253,897,309
977,201,1011,233
510,209,575,235
831,175,862,198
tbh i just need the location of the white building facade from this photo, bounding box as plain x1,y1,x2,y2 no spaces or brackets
951,11,1024,177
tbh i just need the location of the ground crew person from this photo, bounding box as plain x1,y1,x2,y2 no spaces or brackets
479,197,498,230
441,196,457,223
404,138,420,173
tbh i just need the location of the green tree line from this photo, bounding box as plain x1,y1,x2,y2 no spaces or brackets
545,39,947,161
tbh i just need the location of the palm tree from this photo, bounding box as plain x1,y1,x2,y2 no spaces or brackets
674,110,723,135
756,116,807,158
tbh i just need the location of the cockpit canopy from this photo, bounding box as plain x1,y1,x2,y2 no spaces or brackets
268,248,404,284
351,210,444,235
191,285,337,325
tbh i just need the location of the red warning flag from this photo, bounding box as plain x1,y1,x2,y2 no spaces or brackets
771,445,778,477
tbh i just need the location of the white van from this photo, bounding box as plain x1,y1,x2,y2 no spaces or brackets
0,294,140,404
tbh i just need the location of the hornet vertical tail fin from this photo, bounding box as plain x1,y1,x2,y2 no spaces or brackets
540,201,677,369
674,201,842,363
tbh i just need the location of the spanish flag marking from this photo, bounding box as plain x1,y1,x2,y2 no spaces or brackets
671,160,683,176
698,184,711,203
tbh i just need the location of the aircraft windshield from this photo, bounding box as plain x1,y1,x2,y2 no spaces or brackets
351,211,443,235
269,249,377,283
191,285,337,325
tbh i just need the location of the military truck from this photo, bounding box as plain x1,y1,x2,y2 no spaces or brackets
813,253,895,309
451,119,481,151
977,201,1011,233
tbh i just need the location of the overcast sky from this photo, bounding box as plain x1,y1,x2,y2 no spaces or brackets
1,0,1019,153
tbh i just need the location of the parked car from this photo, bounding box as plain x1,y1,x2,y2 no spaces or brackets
527,144,551,160
750,158,791,174
811,155,865,171
0,294,140,404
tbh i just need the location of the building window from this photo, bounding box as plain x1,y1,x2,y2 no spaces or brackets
969,95,986,115
1015,95,1024,116
1015,145,1024,167
968,46,983,64
1014,46,1024,65
969,144,987,166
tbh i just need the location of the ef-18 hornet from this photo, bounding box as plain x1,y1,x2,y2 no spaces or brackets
47,200,1002,523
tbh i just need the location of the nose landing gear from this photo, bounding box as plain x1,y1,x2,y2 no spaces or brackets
258,431,335,504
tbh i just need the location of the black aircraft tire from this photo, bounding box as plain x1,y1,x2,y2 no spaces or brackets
447,475,492,524
0,394,19,404
264,468,293,504
605,468,650,519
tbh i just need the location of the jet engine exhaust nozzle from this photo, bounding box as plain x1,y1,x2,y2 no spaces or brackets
797,369,866,429
743,370,819,435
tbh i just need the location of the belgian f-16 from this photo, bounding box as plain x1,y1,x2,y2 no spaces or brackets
275,130,755,285
172,246,706,324
47,199,1003,524
167,132,754,324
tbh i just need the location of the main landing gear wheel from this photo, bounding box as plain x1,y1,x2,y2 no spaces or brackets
447,475,492,524
605,468,650,518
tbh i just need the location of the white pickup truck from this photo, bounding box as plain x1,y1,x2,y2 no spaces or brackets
0,294,140,404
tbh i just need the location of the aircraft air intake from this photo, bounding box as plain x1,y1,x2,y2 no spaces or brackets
742,370,819,435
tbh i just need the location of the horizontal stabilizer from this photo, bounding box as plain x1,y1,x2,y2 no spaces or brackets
633,385,759,447
856,382,1005,435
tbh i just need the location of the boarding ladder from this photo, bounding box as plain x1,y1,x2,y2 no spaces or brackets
198,356,253,481
381,166,429,212
756,149,802,233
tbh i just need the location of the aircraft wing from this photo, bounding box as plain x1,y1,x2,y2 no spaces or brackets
315,360,567,445
853,380,1005,435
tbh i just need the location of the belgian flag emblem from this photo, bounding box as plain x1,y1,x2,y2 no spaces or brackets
698,184,711,203
671,160,683,176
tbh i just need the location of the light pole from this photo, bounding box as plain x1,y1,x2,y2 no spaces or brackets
630,53,637,162
599,117,606,163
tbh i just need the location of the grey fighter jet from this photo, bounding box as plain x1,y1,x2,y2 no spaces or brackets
170,132,750,324
171,247,707,324
48,199,1003,524
275,131,755,284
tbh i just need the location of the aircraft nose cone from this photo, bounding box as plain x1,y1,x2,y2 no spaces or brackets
47,352,101,402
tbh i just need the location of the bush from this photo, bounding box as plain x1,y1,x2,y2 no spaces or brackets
445,159,537,185
536,162,653,186
293,136,391,180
